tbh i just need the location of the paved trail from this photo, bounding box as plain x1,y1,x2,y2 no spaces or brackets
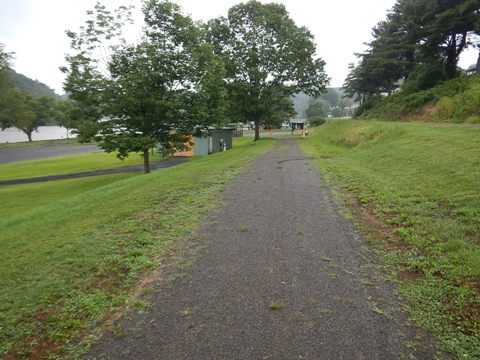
0,144,100,164
0,158,186,185
88,139,442,359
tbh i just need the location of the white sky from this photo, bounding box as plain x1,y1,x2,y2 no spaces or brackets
0,0,477,95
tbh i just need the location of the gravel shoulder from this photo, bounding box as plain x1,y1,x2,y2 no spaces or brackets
87,139,444,359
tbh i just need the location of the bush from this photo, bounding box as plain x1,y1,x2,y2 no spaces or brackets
308,117,326,127
435,97,455,120
361,75,480,123
354,95,382,117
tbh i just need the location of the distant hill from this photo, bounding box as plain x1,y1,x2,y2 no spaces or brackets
7,69,60,99
292,88,355,119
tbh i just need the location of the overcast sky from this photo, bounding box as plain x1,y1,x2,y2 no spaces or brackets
0,0,477,94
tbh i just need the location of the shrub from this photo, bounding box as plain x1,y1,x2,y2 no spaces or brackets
308,117,326,127
361,75,480,123
435,97,455,120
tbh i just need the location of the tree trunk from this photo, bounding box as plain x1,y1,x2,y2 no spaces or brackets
254,121,260,142
26,131,32,142
143,149,151,174
476,52,480,75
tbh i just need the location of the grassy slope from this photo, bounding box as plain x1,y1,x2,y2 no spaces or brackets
302,121,480,358
0,138,274,358
0,174,136,219
362,75,480,123
0,138,81,149
0,151,163,181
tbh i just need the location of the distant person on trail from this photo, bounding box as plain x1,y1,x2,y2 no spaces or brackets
291,123,295,134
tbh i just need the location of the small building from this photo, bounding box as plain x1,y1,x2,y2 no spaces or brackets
168,127,235,157
290,119,306,130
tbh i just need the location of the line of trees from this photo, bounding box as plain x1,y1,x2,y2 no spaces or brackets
59,0,329,172
343,0,480,106
0,44,75,142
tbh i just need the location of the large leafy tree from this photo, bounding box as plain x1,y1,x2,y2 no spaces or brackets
0,44,11,95
0,93,59,142
62,1,226,173
305,98,327,119
207,0,329,141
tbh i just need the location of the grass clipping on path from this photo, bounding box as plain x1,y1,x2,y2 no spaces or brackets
0,138,274,358
302,121,480,359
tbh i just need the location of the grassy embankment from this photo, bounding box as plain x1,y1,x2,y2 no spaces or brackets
361,74,480,123
302,121,479,359
0,151,163,219
0,151,163,181
0,137,274,358
0,138,81,149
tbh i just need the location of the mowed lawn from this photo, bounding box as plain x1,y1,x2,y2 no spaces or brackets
0,137,274,358
302,120,480,358
0,174,136,219
0,150,163,181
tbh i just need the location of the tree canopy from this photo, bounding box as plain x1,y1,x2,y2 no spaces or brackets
0,43,64,141
344,0,480,107
206,0,329,140
62,1,226,173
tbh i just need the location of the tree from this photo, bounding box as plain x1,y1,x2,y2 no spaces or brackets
207,0,329,141
320,88,340,108
0,44,17,123
344,0,480,99
263,96,295,129
305,99,327,119
55,99,81,139
1,44,62,141
1,94,58,142
0,44,11,94
62,1,226,173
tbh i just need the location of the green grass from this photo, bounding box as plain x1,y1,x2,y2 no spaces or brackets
0,174,136,219
0,137,274,358
302,120,480,358
0,138,82,149
0,151,163,181
268,301,284,310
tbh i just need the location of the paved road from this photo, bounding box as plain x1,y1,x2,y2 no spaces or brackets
0,144,100,164
244,131,296,137
88,139,443,359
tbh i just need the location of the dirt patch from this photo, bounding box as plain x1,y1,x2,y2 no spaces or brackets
343,194,407,248
397,270,423,283
446,298,480,336
4,336,61,360
467,281,480,296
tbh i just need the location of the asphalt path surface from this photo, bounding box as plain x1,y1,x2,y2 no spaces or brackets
243,131,296,137
0,144,100,164
88,139,443,359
